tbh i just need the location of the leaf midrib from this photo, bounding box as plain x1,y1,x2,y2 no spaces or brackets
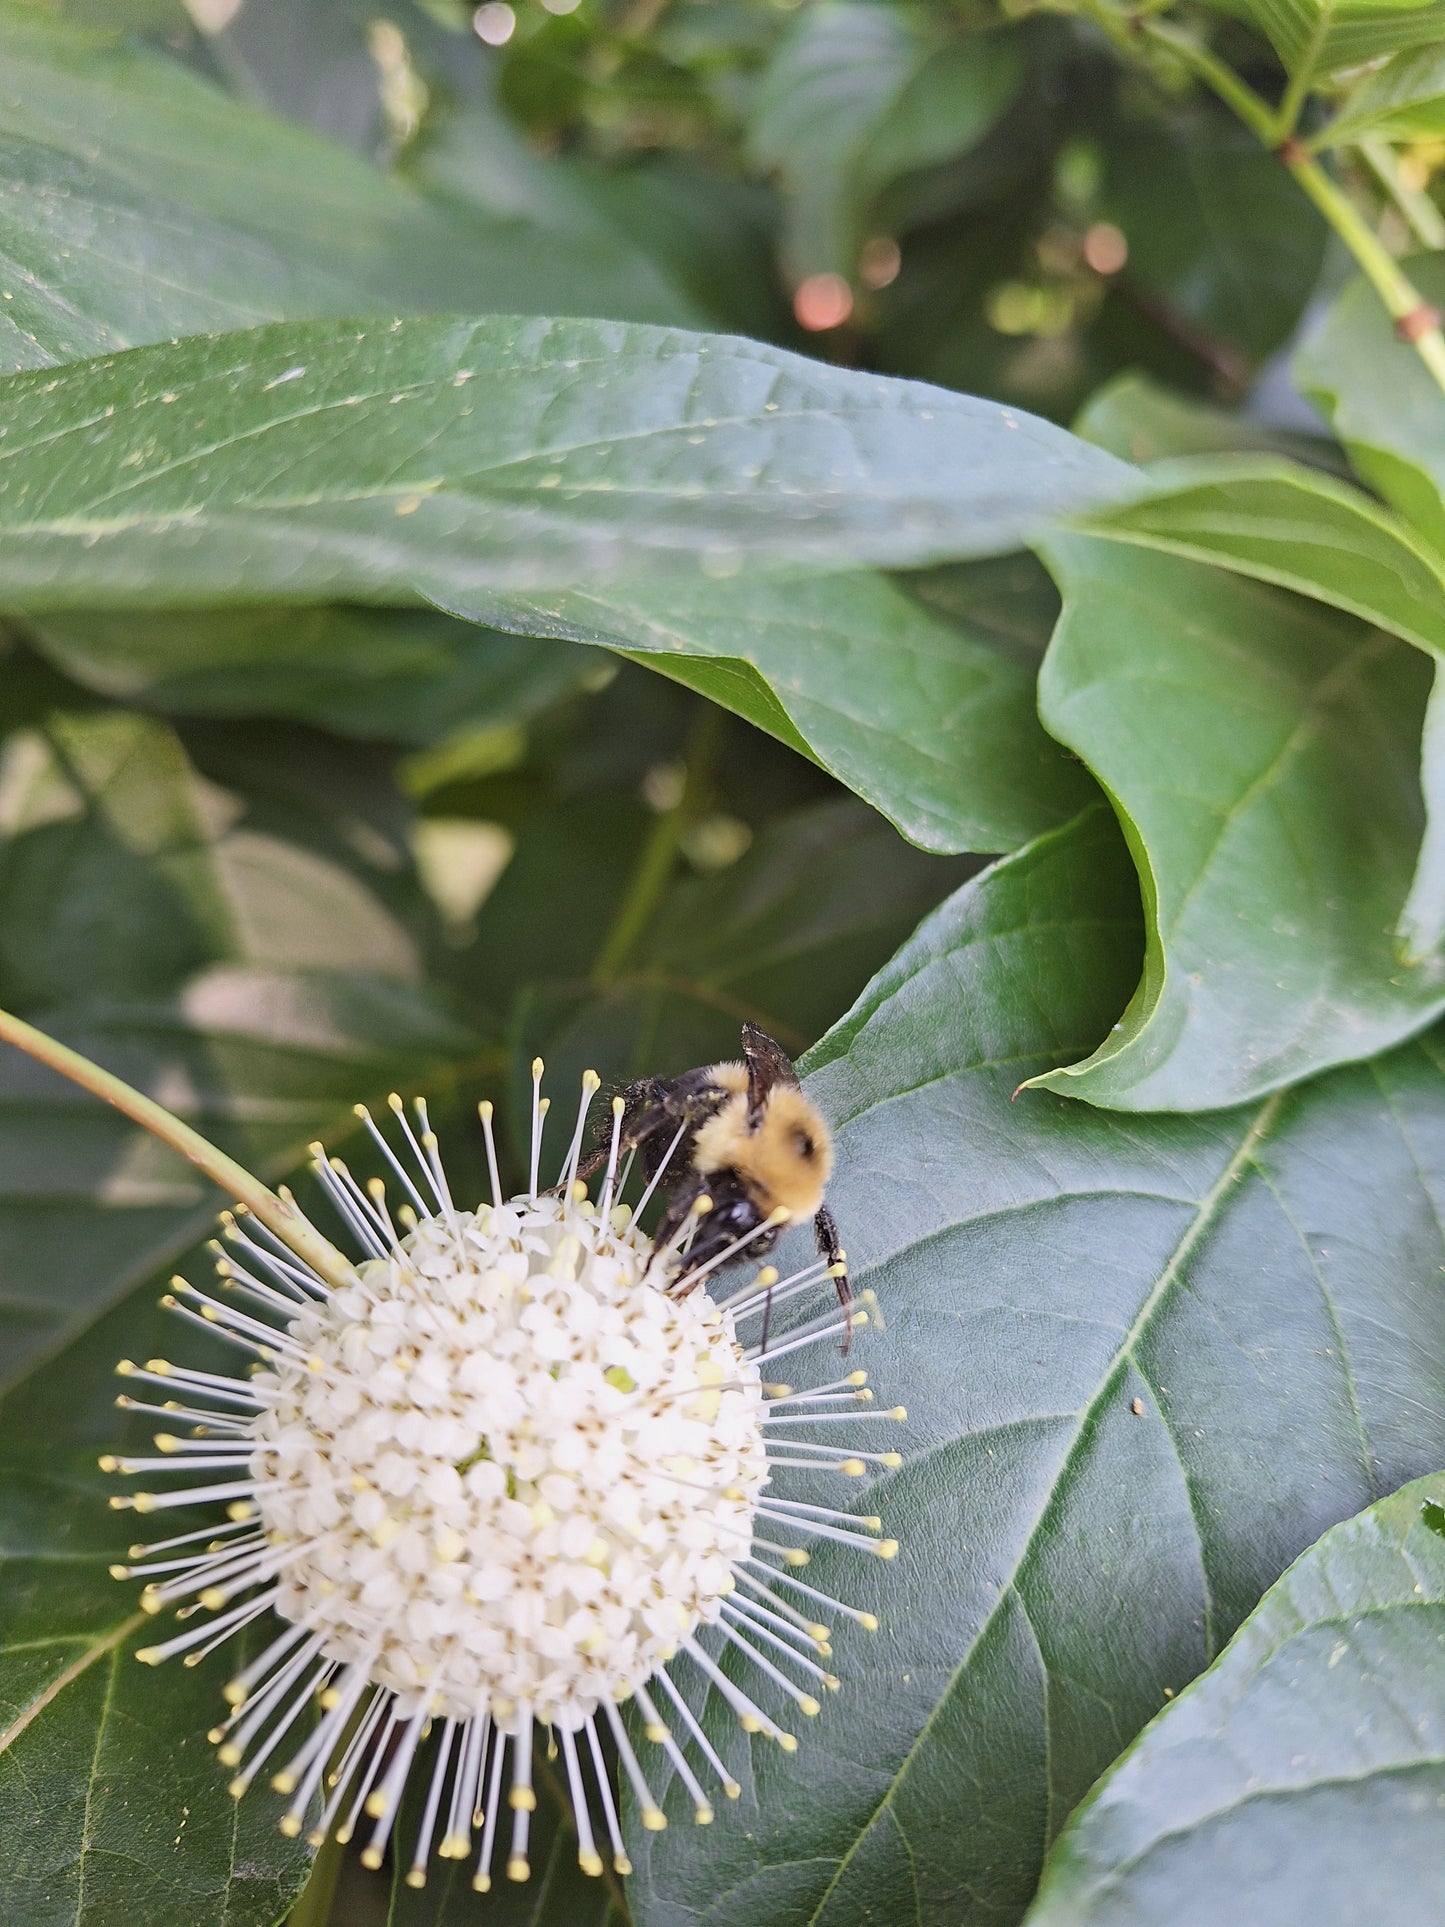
798,1088,1287,1925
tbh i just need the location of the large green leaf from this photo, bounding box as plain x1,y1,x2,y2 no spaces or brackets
0,704,471,1386
1027,1473,1445,1924
1294,254,1445,552
1028,537,1442,1112
0,3,701,372
1074,371,1349,474
625,803,1445,1926
1072,453,1445,659
0,316,1134,608
473,565,1097,853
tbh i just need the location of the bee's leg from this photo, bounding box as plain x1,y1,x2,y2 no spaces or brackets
813,1204,852,1352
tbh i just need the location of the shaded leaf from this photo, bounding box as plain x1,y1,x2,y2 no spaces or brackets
626,802,1445,1927
1027,1473,1445,1926
1075,370,1349,474
0,705,471,1387
1029,537,1440,1112
481,566,1096,853
0,3,701,372
1097,107,1328,368
1398,664,1445,960
0,315,1134,608
24,606,597,747
747,1,1019,279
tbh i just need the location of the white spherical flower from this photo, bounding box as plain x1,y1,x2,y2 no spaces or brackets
107,1071,901,1894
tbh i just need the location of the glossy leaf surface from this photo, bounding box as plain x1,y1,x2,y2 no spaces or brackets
1028,1473,1445,1925
626,805,1445,1925
0,316,1133,607
1030,537,1441,1111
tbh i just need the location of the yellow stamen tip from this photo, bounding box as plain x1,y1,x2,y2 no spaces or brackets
612,1095,625,1116
779,1732,799,1753
642,1808,667,1832
306,1830,327,1849
405,1870,426,1889
889,1407,907,1421
859,1611,879,1631
227,1501,255,1522
218,1743,242,1767
695,1805,714,1825
799,1695,820,1716
880,1452,903,1468
580,1849,604,1876
199,1587,227,1611
724,1781,741,1800
365,1791,388,1819
876,1538,900,1558
228,1778,248,1799
693,1194,712,1214
271,1772,297,1795
644,1722,668,1744
582,1069,601,1091
506,1855,530,1882
784,1548,809,1565
116,1359,136,1376
478,1099,494,1121
223,1681,247,1707
279,1816,302,1838
472,1874,492,1893
824,1674,840,1690
531,1058,544,1079
140,1589,162,1615
740,1715,761,1732
840,1459,867,1477
508,1786,537,1812
97,1454,119,1473
134,1647,160,1665
361,1847,384,1871
614,1855,633,1877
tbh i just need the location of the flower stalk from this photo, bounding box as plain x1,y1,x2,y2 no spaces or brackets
0,1004,358,1290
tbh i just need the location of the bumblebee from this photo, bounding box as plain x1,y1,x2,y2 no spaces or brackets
580,1022,849,1328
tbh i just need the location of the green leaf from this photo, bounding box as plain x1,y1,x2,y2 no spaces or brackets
1096,107,1328,368
1073,453,1445,660
1075,371,1349,474
0,705,471,1387
1323,45,1445,143
0,316,1134,608
626,803,1445,1926
0,3,701,373
1399,664,1445,960
747,1,1019,279
478,565,1096,853
1294,254,1445,552
1027,537,1442,1111
1026,1472,1445,1925
24,606,598,746
1222,0,1445,79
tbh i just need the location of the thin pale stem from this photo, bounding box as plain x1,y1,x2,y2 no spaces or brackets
1356,137,1445,251
0,1006,357,1289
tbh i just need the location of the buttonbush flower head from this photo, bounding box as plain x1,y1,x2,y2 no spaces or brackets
105,1068,901,1893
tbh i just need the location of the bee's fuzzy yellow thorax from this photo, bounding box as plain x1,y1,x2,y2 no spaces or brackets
693,1082,833,1221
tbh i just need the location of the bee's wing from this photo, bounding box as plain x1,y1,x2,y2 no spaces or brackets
741,1021,800,1122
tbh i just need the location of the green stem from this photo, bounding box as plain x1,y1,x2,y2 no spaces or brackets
0,1006,357,1289
590,707,723,986
1284,148,1445,396
1135,18,1445,402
